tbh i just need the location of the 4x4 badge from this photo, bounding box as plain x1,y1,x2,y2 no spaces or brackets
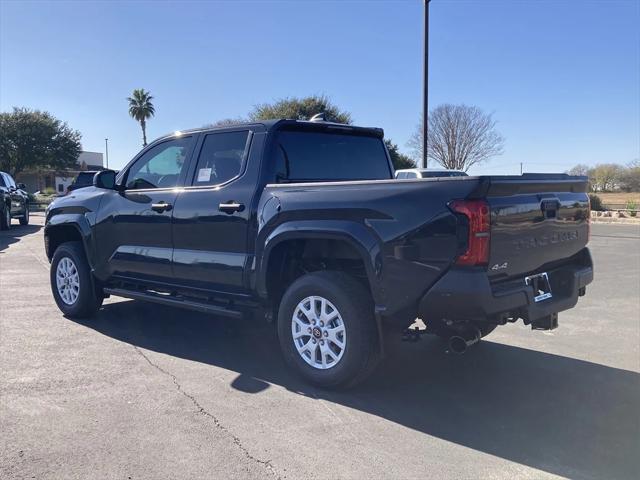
491,262,508,271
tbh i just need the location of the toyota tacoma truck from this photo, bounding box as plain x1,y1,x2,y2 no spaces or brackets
44,118,593,387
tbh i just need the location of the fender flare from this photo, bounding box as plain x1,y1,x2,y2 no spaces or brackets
44,212,95,268
255,220,383,304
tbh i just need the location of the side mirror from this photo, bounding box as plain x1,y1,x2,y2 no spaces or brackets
93,170,117,190
17,183,27,190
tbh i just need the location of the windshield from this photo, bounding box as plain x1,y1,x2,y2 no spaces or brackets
273,130,391,182
73,172,95,186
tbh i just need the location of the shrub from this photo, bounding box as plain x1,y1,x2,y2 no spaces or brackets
626,200,638,217
589,194,604,211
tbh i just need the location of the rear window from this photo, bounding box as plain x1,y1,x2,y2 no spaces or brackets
273,130,391,182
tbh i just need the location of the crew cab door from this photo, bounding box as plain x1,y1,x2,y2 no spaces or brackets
171,129,258,294
93,135,195,282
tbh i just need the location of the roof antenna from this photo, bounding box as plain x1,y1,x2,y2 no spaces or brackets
309,112,327,122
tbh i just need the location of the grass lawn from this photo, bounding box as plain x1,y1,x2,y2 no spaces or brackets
596,192,640,208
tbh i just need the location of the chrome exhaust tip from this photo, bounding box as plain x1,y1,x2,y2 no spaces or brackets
448,325,481,354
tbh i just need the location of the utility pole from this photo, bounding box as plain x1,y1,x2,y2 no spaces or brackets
520,162,523,175
422,0,430,168
105,138,109,169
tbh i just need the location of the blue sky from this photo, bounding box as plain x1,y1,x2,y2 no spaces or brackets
1,0,638,174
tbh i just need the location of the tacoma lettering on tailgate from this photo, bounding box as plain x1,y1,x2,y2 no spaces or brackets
513,230,578,250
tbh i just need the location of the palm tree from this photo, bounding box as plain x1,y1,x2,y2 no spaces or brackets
127,89,155,147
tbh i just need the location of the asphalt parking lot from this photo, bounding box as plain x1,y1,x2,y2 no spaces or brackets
1,213,639,480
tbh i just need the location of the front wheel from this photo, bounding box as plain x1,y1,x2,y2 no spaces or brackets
277,271,380,389
50,241,103,318
19,204,29,225
0,205,10,230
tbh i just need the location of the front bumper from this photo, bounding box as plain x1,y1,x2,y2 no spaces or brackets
419,248,593,328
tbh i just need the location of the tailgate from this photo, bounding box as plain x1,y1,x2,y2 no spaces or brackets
475,174,590,279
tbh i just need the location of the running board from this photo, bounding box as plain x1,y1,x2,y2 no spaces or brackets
103,287,243,319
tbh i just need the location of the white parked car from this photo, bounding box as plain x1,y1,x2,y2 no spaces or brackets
395,168,468,179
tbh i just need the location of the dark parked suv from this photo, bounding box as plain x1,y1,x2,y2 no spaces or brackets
0,171,29,230
44,118,593,387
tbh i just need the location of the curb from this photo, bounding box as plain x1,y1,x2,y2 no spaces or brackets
590,218,640,225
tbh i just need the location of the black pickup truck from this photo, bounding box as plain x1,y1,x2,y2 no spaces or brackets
44,118,593,387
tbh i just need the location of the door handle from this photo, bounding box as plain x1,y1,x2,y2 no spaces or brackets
151,202,173,213
219,202,245,214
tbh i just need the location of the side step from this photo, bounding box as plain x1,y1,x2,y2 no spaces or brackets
103,287,243,319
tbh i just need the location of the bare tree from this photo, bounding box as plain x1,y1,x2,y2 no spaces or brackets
590,163,625,192
621,159,640,192
408,104,505,171
407,113,425,162
567,164,591,176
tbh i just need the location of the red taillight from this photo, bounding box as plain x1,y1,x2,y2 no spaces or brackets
450,199,490,266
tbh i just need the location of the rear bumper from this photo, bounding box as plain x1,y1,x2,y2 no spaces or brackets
419,248,593,327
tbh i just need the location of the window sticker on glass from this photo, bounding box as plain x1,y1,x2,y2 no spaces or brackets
197,168,212,182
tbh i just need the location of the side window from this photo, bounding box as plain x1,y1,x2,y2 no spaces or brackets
125,137,192,190
408,172,418,179
191,131,249,186
397,172,406,179
0,174,6,187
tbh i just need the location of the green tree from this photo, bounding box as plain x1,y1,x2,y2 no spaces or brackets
0,107,82,177
127,88,155,146
249,94,352,124
385,139,415,170
203,117,248,128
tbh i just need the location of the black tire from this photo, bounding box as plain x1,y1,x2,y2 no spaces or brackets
50,241,103,318
1,204,10,230
277,271,380,389
19,204,29,225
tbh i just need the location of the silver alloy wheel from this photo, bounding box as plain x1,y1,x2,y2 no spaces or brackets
5,207,9,226
291,296,346,370
24,206,29,223
56,257,80,305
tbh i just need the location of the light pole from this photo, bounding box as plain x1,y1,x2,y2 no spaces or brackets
105,138,109,169
423,0,430,168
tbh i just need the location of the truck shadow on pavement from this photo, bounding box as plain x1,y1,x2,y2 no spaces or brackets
0,224,42,252
79,299,639,480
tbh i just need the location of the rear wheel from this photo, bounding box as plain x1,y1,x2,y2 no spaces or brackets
50,241,103,318
277,271,380,388
1,205,10,230
19,204,29,225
